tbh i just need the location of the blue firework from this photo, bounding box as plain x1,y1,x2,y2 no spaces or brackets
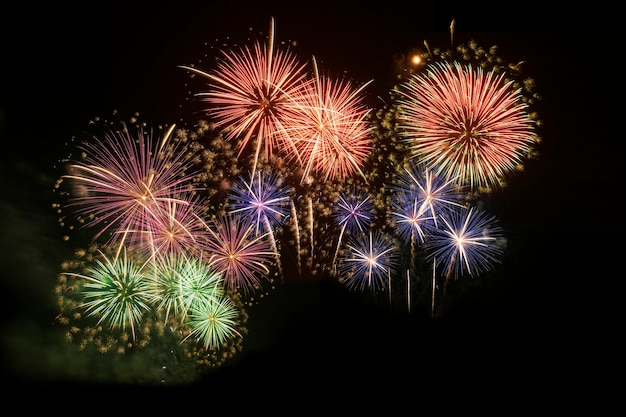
389,186,432,245
425,205,505,279
332,186,373,234
227,169,291,235
338,229,398,292
391,164,465,232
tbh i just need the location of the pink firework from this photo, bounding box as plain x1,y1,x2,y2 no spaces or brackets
62,122,202,247
396,61,537,191
203,214,278,296
138,192,212,258
179,17,309,176
288,57,374,182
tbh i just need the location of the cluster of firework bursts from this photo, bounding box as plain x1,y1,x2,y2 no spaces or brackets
51,18,541,382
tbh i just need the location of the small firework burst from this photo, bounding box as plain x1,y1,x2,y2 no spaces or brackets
337,229,398,292
137,192,212,258
389,186,432,245
173,253,225,322
425,205,505,279
204,214,278,297
332,186,374,234
227,168,291,235
396,60,538,192
184,296,243,350
331,185,374,268
390,164,465,239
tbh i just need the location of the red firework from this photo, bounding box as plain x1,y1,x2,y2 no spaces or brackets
179,18,310,176
396,61,538,191
287,57,374,182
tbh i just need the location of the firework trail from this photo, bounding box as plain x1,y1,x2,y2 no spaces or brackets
331,186,374,270
396,60,537,191
337,229,398,293
203,214,278,297
60,122,203,248
179,17,310,178
287,56,374,183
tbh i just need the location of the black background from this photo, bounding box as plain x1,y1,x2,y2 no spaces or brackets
0,1,621,402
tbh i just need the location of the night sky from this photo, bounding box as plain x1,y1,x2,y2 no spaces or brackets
0,1,621,400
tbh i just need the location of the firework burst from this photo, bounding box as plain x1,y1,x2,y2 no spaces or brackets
203,214,278,297
179,17,310,177
59,122,203,247
331,186,374,268
390,164,465,237
227,169,291,235
425,205,505,280
137,192,213,258
337,229,398,293
287,57,374,182
173,253,225,322
184,296,243,350
396,60,538,191
64,245,154,341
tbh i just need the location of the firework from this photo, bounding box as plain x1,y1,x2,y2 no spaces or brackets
184,296,243,350
425,205,504,280
331,186,374,268
203,214,278,296
173,253,225,322
396,60,537,191
228,168,291,238
287,57,374,182
389,186,432,245
149,252,188,323
136,193,209,255
65,245,154,341
332,186,374,234
390,164,465,240
337,229,398,292
179,17,310,176
61,122,203,247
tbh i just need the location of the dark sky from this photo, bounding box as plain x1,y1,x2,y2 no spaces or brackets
0,1,621,398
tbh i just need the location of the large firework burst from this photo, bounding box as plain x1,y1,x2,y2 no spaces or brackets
396,60,538,191
58,121,203,247
179,17,310,177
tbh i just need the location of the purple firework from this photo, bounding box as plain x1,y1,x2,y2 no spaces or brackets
390,164,466,245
